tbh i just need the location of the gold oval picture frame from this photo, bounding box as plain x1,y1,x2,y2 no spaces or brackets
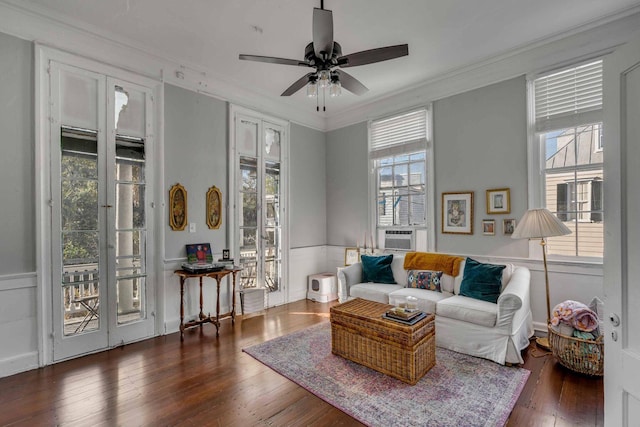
206,186,222,229
169,183,188,231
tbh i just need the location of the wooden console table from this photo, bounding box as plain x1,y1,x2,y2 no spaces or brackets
174,268,242,339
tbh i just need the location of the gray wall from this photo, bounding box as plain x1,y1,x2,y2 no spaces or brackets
326,122,369,247
433,76,529,257
290,123,326,248
0,33,34,274
164,84,228,260
325,77,529,258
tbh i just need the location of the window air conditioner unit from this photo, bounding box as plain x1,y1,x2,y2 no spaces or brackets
384,229,415,251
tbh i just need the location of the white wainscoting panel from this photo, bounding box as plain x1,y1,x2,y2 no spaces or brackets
0,273,39,378
289,246,328,303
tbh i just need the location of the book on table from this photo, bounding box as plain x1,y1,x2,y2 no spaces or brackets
383,308,427,325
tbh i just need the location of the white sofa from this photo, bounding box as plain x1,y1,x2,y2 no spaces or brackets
337,253,533,365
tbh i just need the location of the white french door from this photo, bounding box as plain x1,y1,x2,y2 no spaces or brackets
603,35,640,425
231,107,289,308
47,59,157,361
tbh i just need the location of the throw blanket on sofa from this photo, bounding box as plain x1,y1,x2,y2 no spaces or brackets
403,252,465,277
550,300,599,332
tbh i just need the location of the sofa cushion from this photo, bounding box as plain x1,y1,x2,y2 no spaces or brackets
407,270,443,292
501,263,515,291
390,255,408,285
350,283,404,304
459,258,506,303
389,288,453,314
361,254,396,284
436,295,498,328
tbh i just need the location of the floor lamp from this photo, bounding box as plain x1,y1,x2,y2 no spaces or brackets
511,208,571,350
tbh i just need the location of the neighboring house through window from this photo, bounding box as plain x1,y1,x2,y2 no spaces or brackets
369,108,433,250
531,59,604,258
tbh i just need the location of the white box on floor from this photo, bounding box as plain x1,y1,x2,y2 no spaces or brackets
307,272,338,303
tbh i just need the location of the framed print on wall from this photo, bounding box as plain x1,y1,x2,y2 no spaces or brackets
344,247,360,266
206,185,222,229
169,183,188,231
442,191,474,234
486,188,510,214
482,219,496,236
503,218,516,235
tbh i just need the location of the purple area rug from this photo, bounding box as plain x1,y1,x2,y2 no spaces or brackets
243,322,529,427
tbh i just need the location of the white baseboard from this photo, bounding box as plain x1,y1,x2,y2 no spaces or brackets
533,321,548,337
0,351,39,379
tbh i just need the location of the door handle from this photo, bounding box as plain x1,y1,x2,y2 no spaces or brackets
609,313,621,327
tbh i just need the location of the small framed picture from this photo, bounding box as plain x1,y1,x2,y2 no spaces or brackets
345,247,360,266
222,249,230,260
442,192,474,234
503,218,516,236
486,188,510,214
482,220,495,236
206,186,222,229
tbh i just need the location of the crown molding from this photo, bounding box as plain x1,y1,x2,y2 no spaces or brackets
0,1,326,131
1,1,638,133
324,8,640,131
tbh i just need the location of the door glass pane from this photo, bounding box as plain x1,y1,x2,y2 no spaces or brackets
264,127,281,160
115,135,146,324
61,132,100,335
240,228,257,288
239,119,258,155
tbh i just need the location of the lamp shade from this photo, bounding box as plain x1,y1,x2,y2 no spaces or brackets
511,208,571,239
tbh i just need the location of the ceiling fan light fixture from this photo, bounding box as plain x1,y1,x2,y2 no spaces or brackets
306,80,318,97
330,74,341,97
318,70,331,89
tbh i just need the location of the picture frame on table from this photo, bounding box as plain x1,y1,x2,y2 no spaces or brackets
482,219,496,236
442,191,474,234
344,247,360,266
503,218,516,236
486,188,510,214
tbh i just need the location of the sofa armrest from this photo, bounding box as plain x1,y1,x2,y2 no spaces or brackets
496,267,531,332
337,263,363,303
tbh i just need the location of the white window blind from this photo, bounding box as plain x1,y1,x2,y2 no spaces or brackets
370,109,427,159
534,60,603,132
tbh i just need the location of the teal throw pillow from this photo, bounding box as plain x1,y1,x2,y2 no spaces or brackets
459,257,506,303
407,270,443,292
361,254,396,284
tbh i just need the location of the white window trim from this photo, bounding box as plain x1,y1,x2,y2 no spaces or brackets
526,62,604,263
367,105,435,252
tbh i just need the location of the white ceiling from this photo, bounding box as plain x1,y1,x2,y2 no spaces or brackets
6,0,640,122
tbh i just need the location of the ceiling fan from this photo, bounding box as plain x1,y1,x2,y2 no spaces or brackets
239,1,408,104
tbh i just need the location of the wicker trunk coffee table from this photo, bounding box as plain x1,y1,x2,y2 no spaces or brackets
330,298,436,385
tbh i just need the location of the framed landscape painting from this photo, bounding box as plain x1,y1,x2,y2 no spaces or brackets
442,192,474,235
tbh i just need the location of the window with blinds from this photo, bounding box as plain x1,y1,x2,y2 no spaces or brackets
534,60,603,132
532,59,604,258
370,109,429,229
370,109,427,159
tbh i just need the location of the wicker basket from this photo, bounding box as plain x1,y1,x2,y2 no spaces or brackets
548,324,604,376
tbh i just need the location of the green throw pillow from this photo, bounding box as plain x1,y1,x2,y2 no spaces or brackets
459,257,506,303
361,254,396,284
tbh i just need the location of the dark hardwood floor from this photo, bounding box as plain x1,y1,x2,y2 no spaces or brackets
0,299,603,426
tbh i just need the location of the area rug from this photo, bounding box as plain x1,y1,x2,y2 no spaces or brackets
243,322,529,427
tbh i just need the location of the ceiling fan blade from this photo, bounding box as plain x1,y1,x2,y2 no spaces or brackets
239,54,309,67
338,44,409,68
334,70,368,96
313,8,334,58
281,72,315,96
